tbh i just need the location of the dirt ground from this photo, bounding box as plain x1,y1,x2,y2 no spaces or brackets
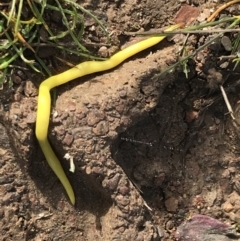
2,0,240,240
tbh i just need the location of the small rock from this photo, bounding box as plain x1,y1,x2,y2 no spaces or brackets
13,93,22,101
98,46,109,57
222,201,233,213
91,166,103,175
118,186,129,195
120,116,131,127
92,121,109,136
11,74,22,84
214,117,221,125
53,111,58,118
185,110,199,123
119,90,127,98
207,68,223,89
221,36,232,51
24,80,38,97
102,173,121,191
55,126,66,136
197,9,211,22
174,5,200,25
116,194,130,207
87,111,105,126
26,112,36,124
68,102,76,112
61,112,69,120
85,166,92,175
166,220,174,231
62,133,74,146
165,196,178,212
208,39,221,51
220,61,229,69
202,188,217,207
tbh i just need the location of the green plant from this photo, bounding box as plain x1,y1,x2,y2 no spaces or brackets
0,0,109,84
159,17,240,78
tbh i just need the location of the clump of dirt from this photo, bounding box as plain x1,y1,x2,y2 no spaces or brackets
2,0,240,240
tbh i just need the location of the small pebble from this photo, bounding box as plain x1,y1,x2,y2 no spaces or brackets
68,102,76,112
165,196,179,212
207,68,223,89
62,133,74,146
166,220,174,231
221,36,232,51
197,9,210,22
208,39,221,51
98,46,109,57
11,74,22,84
26,113,36,124
53,111,58,118
220,61,229,69
92,121,109,136
222,202,233,213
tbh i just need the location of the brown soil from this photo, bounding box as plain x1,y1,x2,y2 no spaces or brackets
2,0,240,240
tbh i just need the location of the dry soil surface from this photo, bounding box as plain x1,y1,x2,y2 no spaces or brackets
2,0,240,241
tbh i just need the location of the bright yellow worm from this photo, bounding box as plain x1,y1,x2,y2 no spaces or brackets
35,24,181,205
